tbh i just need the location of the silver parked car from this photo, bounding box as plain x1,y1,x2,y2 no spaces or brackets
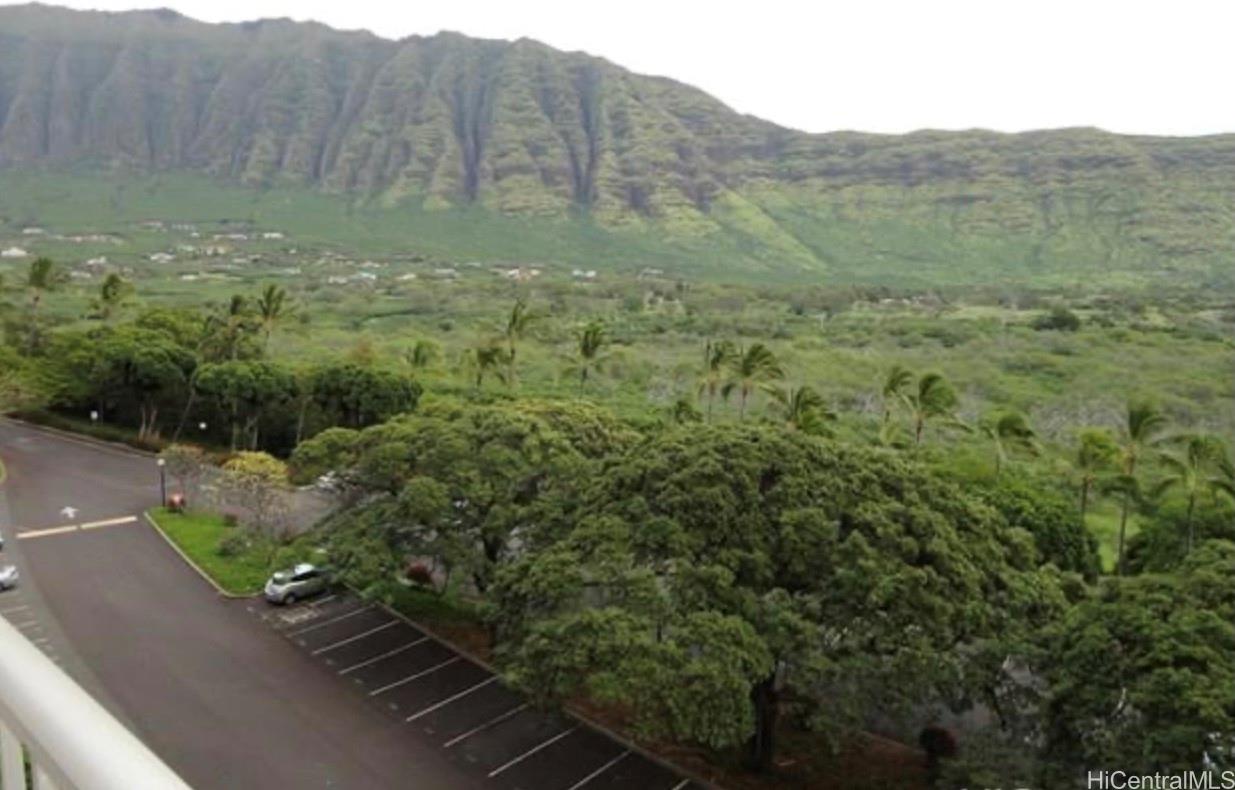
0,565,17,591
264,563,329,605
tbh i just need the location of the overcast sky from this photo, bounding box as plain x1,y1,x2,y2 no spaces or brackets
14,0,1235,136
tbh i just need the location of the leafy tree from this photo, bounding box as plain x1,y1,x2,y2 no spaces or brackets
696,339,734,422
196,361,297,450
159,444,209,502
491,425,1063,771
24,257,64,352
1039,564,1235,776
309,363,420,429
222,451,290,536
722,343,783,420
978,409,1037,475
93,329,197,440
767,384,834,435
1070,428,1119,523
1152,434,1235,553
1114,401,1168,575
900,371,965,445
973,473,1101,578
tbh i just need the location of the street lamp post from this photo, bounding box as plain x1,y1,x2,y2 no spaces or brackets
156,458,166,507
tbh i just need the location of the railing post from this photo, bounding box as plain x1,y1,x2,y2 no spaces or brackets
0,719,25,790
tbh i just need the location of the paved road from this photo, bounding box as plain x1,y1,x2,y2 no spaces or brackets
0,419,484,789
0,420,702,790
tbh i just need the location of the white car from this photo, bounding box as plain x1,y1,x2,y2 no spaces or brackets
264,563,329,605
0,565,18,591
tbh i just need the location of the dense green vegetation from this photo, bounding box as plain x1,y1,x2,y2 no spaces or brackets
3,245,1232,786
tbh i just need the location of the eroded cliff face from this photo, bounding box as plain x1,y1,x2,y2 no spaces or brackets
4,4,1235,278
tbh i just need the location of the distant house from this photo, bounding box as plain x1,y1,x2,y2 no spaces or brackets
432,268,459,279
261,231,285,240
397,273,419,282
149,252,176,263
572,268,598,280
21,227,46,236
1,247,29,259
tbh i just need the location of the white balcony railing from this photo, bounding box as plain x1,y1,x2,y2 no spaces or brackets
0,615,191,790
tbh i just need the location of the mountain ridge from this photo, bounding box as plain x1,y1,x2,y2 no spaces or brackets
3,3,1235,283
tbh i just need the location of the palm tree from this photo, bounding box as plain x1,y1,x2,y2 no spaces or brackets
1071,428,1119,523
502,298,537,384
204,295,255,361
900,372,965,445
723,343,784,420
1152,434,1235,554
566,321,610,389
255,284,291,351
404,339,439,371
1113,401,1168,575
881,364,913,428
462,342,509,390
979,410,1037,475
696,340,734,422
768,385,835,435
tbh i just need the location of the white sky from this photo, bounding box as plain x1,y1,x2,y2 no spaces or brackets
10,0,1235,136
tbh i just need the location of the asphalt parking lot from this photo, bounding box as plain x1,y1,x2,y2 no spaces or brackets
250,592,704,790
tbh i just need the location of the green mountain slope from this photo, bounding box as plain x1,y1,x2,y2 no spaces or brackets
2,3,1235,284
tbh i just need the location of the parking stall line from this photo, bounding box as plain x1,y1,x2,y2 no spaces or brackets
311,594,338,607
0,605,29,615
443,704,528,748
286,605,374,637
311,621,399,655
670,780,690,790
487,726,578,778
13,620,38,631
368,657,461,697
564,750,631,790
338,638,428,675
404,676,500,723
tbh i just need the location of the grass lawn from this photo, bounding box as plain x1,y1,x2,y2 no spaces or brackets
149,508,275,595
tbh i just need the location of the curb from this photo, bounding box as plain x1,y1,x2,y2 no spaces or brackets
368,587,722,790
142,511,256,600
3,417,156,459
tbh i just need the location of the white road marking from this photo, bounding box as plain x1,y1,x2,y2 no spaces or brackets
17,525,78,539
442,704,528,748
564,750,631,790
312,595,338,607
311,621,399,655
0,605,29,615
81,515,137,530
368,657,461,697
338,638,428,675
405,676,500,722
59,506,78,520
670,780,691,790
13,620,38,630
286,605,373,637
487,727,578,778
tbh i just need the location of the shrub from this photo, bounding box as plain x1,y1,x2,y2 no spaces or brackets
216,532,249,557
1032,306,1081,332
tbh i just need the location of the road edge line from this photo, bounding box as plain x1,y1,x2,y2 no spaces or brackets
142,511,253,600
365,588,723,790
2,417,157,459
